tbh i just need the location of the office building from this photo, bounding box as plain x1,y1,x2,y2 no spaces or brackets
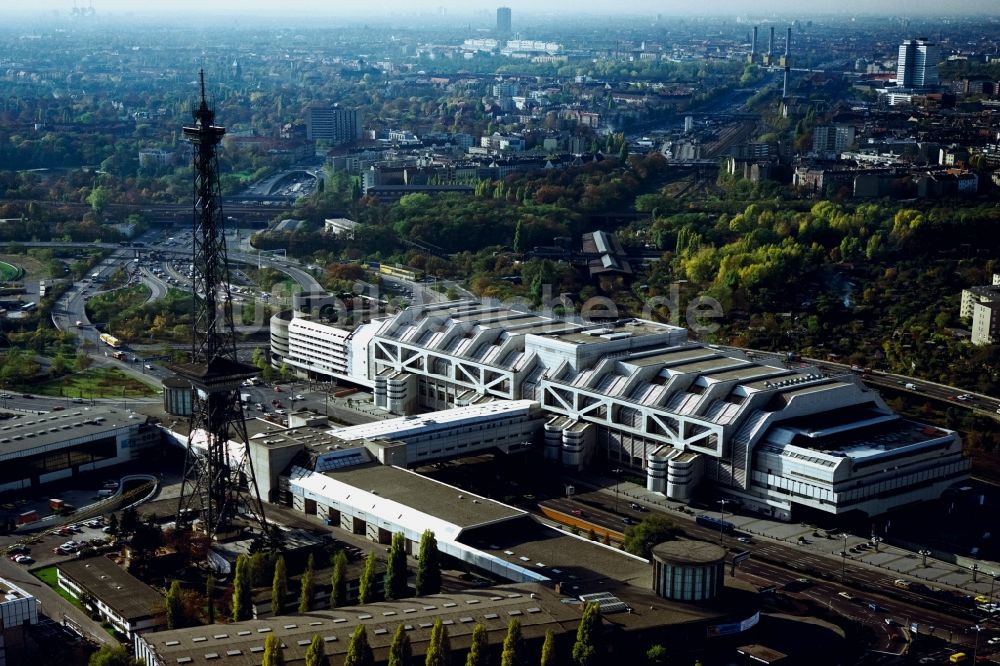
496,6,512,34
305,104,362,145
272,300,968,522
0,577,38,666
896,39,939,89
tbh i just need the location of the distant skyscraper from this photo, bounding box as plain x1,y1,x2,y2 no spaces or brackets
496,6,512,34
896,38,939,89
306,104,361,145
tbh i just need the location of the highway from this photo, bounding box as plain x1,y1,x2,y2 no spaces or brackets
732,346,1000,418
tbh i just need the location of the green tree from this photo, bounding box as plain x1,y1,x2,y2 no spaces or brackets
358,550,377,604
231,553,253,622
513,219,524,254
330,550,348,607
299,553,316,613
571,603,601,666
272,555,288,615
425,619,451,666
645,645,667,664
501,618,525,666
87,645,141,666
466,623,490,666
388,622,413,666
415,529,441,596
619,142,629,164
87,185,111,215
540,630,556,666
305,633,328,666
622,515,676,558
262,633,285,666
206,575,216,624
385,532,409,600
165,580,183,629
345,625,374,666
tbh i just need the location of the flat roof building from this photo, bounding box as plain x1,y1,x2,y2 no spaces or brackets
136,579,762,666
0,576,38,666
58,556,166,639
0,407,160,495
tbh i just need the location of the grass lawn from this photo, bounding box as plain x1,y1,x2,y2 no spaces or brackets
33,367,159,399
0,259,22,281
0,253,53,280
33,566,86,611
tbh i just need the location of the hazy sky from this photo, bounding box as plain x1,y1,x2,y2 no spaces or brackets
4,0,999,16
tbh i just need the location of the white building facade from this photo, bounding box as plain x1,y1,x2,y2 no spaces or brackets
272,300,969,521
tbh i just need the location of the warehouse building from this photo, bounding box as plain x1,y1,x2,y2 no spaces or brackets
0,407,161,494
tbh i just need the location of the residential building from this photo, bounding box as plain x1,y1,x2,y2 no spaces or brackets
306,105,362,145
323,218,359,237
896,39,939,89
58,557,166,639
137,148,172,170
812,125,856,156
962,277,1000,345
971,301,1000,345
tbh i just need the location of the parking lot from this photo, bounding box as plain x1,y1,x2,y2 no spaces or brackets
6,517,114,568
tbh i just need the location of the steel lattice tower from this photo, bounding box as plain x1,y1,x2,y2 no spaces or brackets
174,71,267,541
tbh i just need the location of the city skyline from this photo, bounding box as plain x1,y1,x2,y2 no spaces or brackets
2,0,999,16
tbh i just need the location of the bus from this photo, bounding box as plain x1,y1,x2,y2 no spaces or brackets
696,514,736,533
379,263,424,282
99,333,122,349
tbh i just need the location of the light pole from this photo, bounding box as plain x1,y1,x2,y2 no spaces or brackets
717,499,732,543
972,562,979,583
840,533,850,583
972,624,982,662
612,468,623,514
919,549,931,567
872,536,883,553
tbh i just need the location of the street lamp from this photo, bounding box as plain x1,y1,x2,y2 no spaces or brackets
871,536,883,553
972,562,979,583
717,499,732,543
919,549,932,567
972,625,982,662
840,533,850,583
612,468,623,513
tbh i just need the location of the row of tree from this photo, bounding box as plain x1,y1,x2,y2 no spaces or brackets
166,530,443,628
257,602,602,666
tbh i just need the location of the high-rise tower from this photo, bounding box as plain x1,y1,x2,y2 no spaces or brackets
174,72,267,541
896,38,939,89
496,6,512,34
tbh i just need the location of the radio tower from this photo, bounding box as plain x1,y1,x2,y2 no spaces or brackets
174,71,267,541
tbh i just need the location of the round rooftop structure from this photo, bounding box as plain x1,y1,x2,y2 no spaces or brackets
162,376,193,417
651,540,726,602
